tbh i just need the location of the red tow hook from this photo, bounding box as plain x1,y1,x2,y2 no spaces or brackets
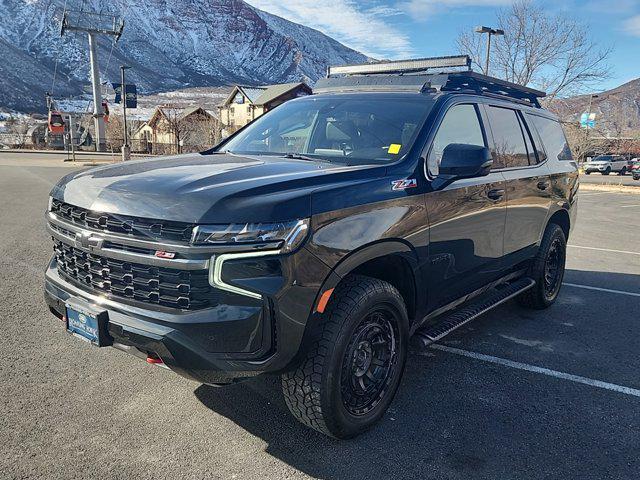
146,354,164,365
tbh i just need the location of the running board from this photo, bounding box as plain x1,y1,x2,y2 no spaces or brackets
411,277,535,348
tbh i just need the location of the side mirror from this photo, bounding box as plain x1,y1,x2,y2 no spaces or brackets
439,144,493,179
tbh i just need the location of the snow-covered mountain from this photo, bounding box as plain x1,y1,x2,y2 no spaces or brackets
0,0,369,113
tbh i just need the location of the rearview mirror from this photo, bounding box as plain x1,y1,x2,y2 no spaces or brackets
439,144,493,179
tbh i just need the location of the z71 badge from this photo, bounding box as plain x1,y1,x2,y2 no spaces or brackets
391,178,417,191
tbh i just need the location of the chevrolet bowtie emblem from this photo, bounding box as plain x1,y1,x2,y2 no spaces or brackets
74,232,102,250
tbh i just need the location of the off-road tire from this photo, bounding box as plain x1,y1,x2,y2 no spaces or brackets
517,223,567,310
281,275,408,439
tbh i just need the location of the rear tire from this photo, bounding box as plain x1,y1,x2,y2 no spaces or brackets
517,223,567,310
585,171,591,175
619,167,627,176
281,275,408,439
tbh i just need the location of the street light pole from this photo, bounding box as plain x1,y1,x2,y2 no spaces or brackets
475,26,504,75
120,65,131,162
583,94,599,161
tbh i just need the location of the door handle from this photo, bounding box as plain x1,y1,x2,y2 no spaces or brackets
487,188,505,200
537,180,550,190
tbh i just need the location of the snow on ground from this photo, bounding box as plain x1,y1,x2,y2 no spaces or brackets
51,86,232,122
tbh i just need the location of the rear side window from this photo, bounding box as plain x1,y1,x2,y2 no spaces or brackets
519,114,546,165
526,114,573,161
427,104,485,176
485,106,530,168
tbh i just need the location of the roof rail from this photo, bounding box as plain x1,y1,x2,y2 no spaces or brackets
327,55,471,77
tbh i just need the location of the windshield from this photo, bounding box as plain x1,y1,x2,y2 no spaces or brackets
219,94,433,165
592,156,612,162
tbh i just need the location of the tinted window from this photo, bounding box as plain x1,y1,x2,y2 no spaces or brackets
526,114,573,161
519,114,543,165
427,104,485,176
222,95,433,165
486,106,529,168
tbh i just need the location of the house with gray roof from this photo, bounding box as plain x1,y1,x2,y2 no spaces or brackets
218,82,311,133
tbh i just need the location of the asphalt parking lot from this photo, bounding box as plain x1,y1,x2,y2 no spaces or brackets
1,161,639,480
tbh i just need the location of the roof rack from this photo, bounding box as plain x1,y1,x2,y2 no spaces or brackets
315,56,546,107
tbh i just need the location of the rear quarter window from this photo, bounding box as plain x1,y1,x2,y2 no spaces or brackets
526,114,573,161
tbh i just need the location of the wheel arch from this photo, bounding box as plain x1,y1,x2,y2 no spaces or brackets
547,208,570,240
314,240,421,323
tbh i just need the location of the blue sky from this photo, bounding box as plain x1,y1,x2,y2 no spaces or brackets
246,0,640,93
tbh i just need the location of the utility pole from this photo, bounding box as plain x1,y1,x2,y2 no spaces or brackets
475,26,504,75
120,65,131,161
60,10,124,152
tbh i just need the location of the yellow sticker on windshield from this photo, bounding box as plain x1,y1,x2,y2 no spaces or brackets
388,144,401,154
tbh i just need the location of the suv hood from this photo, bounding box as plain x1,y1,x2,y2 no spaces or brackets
51,153,381,223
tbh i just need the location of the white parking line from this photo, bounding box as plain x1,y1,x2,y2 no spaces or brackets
568,245,640,256
620,204,640,208
431,344,640,398
563,283,640,298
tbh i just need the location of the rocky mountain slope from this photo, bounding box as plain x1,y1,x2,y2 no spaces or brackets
0,0,368,113
550,78,640,136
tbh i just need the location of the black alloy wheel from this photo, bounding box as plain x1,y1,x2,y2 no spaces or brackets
518,223,567,310
340,308,400,417
542,236,565,301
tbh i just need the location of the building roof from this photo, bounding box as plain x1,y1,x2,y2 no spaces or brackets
222,82,310,107
240,86,267,103
147,105,214,128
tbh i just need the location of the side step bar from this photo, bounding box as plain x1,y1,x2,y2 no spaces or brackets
411,277,535,348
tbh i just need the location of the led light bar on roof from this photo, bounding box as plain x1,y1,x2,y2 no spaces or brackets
328,55,471,77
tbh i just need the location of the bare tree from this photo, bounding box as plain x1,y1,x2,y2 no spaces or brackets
562,122,605,162
457,0,611,100
160,106,220,154
5,116,31,148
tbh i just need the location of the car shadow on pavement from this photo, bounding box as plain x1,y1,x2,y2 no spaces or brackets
194,269,640,480
193,358,471,480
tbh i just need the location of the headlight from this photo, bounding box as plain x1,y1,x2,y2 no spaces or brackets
192,218,309,253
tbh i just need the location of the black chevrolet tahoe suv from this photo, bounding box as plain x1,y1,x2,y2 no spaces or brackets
44,57,578,439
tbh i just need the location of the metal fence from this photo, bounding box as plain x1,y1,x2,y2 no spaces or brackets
0,134,216,156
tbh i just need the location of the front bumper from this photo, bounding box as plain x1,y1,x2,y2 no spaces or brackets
44,246,329,384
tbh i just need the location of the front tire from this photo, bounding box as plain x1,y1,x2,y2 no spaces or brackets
518,223,567,310
281,275,408,438
603,167,611,175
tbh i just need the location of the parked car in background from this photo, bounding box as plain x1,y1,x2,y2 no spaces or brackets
631,160,640,180
583,155,628,175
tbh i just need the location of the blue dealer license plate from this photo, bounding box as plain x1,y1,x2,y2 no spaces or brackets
66,306,102,345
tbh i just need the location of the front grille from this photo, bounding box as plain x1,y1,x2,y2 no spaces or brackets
53,239,215,310
50,199,195,243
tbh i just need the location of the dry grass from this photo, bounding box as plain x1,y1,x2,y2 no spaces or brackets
580,183,640,194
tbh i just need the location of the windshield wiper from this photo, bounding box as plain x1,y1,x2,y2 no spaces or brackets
283,153,332,163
